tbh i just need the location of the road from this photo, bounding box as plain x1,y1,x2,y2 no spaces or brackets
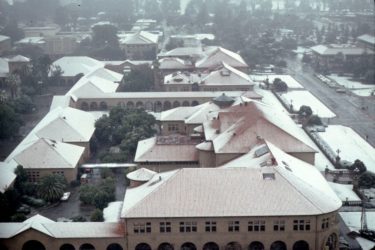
286,57,375,147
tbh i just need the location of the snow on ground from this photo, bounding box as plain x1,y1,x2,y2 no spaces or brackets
328,74,375,97
250,74,304,89
103,201,123,222
279,90,336,118
318,125,375,173
356,237,375,250
328,182,360,202
340,211,375,231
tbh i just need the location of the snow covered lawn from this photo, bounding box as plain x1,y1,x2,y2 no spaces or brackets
328,182,360,202
279,90,336,118
103,201,123,222
318,125,375,173
250,74,304,89
340,211,375,231
328,74,375,97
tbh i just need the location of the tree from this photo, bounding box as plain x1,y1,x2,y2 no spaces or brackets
93,190,112,209
90,209,104,222
298,105,313,117
165,38,184,51
307,115,322,126
349,159,367,174
10,95,36,114
92,23,119,47
273,78,288,92
358,171,375,188
71,215,87,222
121,64,155,92
79,184,98,205
37,174,67,202
0,103,23,139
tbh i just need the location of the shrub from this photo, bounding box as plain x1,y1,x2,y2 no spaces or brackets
11,213,27,222
71,215,87,222
90,209,104,222
307,115,322,126
358,172,375,188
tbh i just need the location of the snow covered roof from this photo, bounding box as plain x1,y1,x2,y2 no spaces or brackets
0,35,10,42
0,162,17,193
7,55,30,62
51,56,104,77
16,37,45,45
250,74,304,89
311,44,374,56
122,158,341,218
50,95,71,110
328,182,360,202
196,47,248,69
164,71,203,85
159,47,204,58
0,58,9,77
357,34,375,46
159,57,193,70
127,168,156,182
200,62,253,86
134,136,199,163
120,31,158,45
13,138,84,169
203,100,317,154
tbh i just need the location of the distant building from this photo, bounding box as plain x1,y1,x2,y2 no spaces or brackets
15,37,46,51
103,59,152,75
119,31,159,60
0,35,11,55
22,25,60,37
357,34,375,51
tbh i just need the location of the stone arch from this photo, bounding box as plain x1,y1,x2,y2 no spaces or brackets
158,243,174,250
126,101,135,109
324,233,337,250
136,101,144,108
81,102,89,111
173,101,181,108
145,101,153,111
181,242,196,250
22,240,45,250
90,102,98,110
163,101,172,110
135,243,151,250
248,241,264,250
107,243,123,250
293,241,309,250
79,243,95,250
182,100,190,106
155,101,163,112
99,101,108,110
225,242,241,250
270,241,286,250
203,242,219,250
191,100,199,106
60,244,75,250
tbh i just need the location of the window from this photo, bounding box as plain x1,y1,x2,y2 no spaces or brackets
248,220,265,232
167,123,179,132
228,221,240,232
273,220,285,231
293,220,310,231
179,222,197,232
52,171,64,176
205,221,217,232
27,171,40,182
160,222,171,233
134,222,151,233
322,218,330,230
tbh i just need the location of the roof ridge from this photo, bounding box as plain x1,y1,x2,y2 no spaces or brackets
59,115,86,141
42,138,76,168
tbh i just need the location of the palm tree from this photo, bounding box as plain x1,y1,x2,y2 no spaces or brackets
37,174,66,202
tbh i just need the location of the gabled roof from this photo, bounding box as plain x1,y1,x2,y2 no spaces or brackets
120,31,158,45
16,37,45,45
200,62,253,86
0,35,10,42
127,168,156,182
196,47,248,69
357,34,375,46
159,57,193,70
159,47,204,58
13,138,84,169
50,56,104,77
164,71,203,85
311,44,374,56
203,101,317,154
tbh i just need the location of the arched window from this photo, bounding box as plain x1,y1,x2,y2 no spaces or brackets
191,100,199,106
22,240,45,250
126,102,135,109
270,241,286,250
145,101,153,111
182,101,190,106
192,83,199,91
293,241,309,250
90,102,98,110
325,234,337,250
172,101,181,108
163,101,172,110
158,243,173,250
155,101,163,112
135,243,151,250
79,243,95,250
107,243,123,250
81,102,89,111
136,101,144,108
203,242,219,250
60,244,75,250
225,242,241,250
181,242,196,250
248,241,264,250
99,101,108,110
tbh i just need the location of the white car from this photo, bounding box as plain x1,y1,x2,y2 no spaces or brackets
60,192,71,201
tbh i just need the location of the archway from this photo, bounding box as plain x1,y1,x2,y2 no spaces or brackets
158,243,174,250
182,100,190,106
135,243,151,250
60,244,75,250
270,241,286,250
173,101,181,108
191,100,199,106
181,242,196,250
248,241,264,250
22,240,45,250
203,242,219,250
117,102,125,107
81,102,89,111
155,101,163,112
90,102,98,110
79,243,95,250
99,101,108,110
192,83,199,91
324,233,337,250
145,101,153,111
126,101,135,109
163,101,172,110
225,242,241,250
136,101,144,109
293,241,309,250
107,243,123,250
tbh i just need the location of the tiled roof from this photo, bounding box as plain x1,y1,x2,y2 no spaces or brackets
159,57,193,70
127,168,156,182
200,62,253,86
120,31,158,44
196,47,248,69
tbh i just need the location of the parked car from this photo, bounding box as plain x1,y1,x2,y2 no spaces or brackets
60,192,71,201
